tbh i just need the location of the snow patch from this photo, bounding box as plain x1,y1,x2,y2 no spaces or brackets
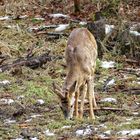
76,126,92,136
104,130,111,135
0,80,10,85
4,118,16,124
55,24,69,32
79,21,87,25
132,112,139,115
106,79,115,86
101,97,117,103
101,61,115,68
132,81,140,85
0,16,10,20
25,118,32,122
118,129,140,136
49,13,69,18
62,125,71,129
105,24,115,34
19,15,28,19
31,114,42,118
33,17,45,21
37,99,45,105
0,98,14,105
129,30,140,36
30,137,38,140
44,129,55,136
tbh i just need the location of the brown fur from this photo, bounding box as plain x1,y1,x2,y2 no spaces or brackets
55,28,97,119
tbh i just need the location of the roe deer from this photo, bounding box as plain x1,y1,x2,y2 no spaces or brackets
53,28,97,119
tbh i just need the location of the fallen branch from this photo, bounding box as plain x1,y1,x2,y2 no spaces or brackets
0,52,52,72
85,107,128,111
121,88,140,94
96,137,140,140
118,68,140,77
36,31,68,39
125,58,140,65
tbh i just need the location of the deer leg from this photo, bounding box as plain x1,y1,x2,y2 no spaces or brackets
92,77,97,108
87,78,95,120
75,89,79,118
79,84,87,119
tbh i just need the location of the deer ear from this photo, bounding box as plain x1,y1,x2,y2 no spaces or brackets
69,81,77,93
52,82,65,99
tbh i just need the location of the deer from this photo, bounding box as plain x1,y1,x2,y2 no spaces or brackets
53,28,97,120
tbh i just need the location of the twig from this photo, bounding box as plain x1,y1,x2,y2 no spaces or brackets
85,107,128,111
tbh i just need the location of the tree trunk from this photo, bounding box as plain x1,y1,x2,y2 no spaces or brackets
74,0,80,13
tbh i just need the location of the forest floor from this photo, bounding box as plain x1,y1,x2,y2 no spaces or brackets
0,0,140,140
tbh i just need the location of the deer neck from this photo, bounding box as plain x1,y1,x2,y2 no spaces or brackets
63,66,80,91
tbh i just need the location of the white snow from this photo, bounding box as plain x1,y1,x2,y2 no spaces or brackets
55,24,69,32
132,81,140,85
0,80,10,85
76,128,92,136
19,15,28,19
37,99,45,105
4,118,16,124
0,15,27,21
106,79,115,86
44,129,55,136
33,17,45,21
62,125,71,129
79,21,87,25
0,16,10,20
76,126,93,136
118,129,140,136
30,137,38,140
101,97,117,103
49,13,69,18
30,114,42,118
25,118,32,122
0,98,14,105
5,25,17,29
105,24,115,34
101,61,115,69
104,130,111,135
130,30,140,36
132,112,139,115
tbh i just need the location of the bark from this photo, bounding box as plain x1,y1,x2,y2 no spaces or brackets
74,0,80,13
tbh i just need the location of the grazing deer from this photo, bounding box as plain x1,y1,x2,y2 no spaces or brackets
53,28,97,119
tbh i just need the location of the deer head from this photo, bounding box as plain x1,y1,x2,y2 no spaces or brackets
53,82,77,119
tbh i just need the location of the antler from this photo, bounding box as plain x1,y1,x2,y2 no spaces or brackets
52,82,65,99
